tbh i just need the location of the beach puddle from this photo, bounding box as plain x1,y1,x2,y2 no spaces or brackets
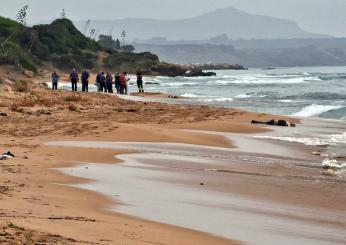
49,138,346,245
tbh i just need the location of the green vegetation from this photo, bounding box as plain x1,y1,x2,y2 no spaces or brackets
104,52,159,72
0,13,160,73
98,34,135,53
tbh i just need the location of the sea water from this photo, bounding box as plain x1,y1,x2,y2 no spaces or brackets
141,66,346,119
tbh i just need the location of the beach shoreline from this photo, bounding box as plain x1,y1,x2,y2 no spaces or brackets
1,70,345,244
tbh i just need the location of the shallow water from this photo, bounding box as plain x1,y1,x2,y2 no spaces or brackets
49,118,346,245
52,137,346,245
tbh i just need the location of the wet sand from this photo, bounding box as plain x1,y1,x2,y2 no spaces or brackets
50,123,346,245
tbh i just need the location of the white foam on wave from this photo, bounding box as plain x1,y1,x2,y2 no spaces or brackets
164,82,199,87
235,94,252,99
209,76,312,85
322,159,346,177
293,104,343,117
279,100,294,103
204,97,233,102
322,159,346,170
181,93,200,98
255,132,346,146
235,93,268,99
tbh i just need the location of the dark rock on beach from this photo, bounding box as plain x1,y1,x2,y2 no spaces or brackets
185,70,216,77
149,63,188,77
190,63,247,70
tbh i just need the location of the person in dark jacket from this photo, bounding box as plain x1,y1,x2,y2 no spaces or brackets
70,68,79,92
51,70,59,90
81,70,90,92
95,71,101,92
98,72,106,92
106,72,113,93
114,72,121,93
136,71,144,93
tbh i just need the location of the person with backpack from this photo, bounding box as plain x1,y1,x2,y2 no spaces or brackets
136,71,144,93
51,70,59,90
106,72,114,93
81,70,90,92
70,68,79,92
114,72,121,94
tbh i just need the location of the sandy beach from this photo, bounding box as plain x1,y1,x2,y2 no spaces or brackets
1,69,345,244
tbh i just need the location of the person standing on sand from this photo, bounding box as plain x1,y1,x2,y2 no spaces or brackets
81,70,90,92
95,71,101,92
114,72,121,94
51,71,59,90
99,72,106,92
136,71,144,93
106,72,114,93
124,72,131,95
70,68,79,92
120,72,130,95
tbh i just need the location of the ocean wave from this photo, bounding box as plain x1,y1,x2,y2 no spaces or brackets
286,92,346,101
163,82,199,87
204,97,233,102
235,92,268,99
235,94,252,99
254,132,346,146
278,100,294,103
293,104,344,117
209,77,313,85
318,74,346,81
322,159,346,177
322,159,346,170
181,93,201,98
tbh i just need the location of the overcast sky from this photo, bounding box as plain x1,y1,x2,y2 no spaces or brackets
1,0,346,37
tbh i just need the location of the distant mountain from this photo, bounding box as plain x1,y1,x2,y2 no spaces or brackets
134,42,346,68
76,7,329,41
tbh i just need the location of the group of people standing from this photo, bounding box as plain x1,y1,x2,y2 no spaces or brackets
51,69,145,94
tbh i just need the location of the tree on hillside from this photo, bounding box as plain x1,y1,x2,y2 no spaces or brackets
89,29,96,39
120,45,135,53
83,19,90,35
98,34,116,50
115,38,121,50
121,30,126,46
60,9,66,19
1,5,29,47
16,5,29,26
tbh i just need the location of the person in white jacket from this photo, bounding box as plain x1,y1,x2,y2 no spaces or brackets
124,72,131,95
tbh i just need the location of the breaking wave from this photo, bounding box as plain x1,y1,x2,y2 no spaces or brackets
293,105,344,117
254,132,346,146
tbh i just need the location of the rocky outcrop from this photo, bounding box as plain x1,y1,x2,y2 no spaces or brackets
149,63,188,77
184,70,216,77
188,63,247,70
23,70,34,78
